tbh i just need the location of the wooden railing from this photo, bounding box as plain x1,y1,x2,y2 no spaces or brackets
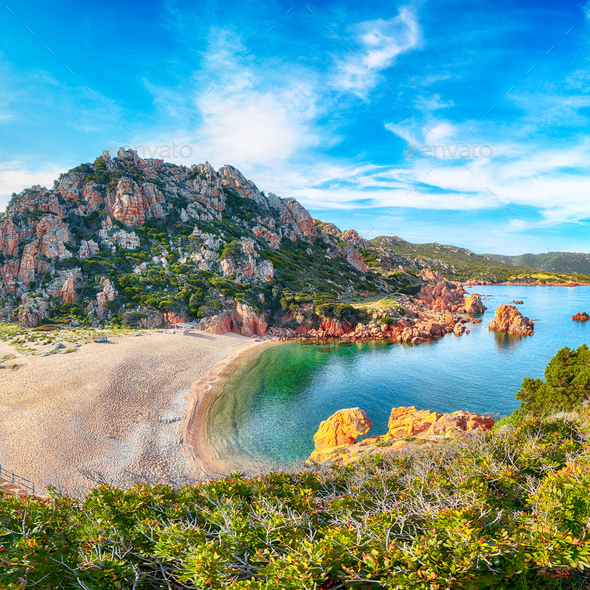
0,465,36,494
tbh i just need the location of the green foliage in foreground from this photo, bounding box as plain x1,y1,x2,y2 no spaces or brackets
516,344,590,418
3,348,590,588
2,412,590,589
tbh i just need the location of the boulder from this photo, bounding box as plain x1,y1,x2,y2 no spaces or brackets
488,304,534,336
309,408,372,461
572,312,590,322
464,293,486,314
386,406,494,440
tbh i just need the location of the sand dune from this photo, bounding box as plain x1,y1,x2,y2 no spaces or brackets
0,330,252,495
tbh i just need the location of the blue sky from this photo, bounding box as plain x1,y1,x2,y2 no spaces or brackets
1,0,590,255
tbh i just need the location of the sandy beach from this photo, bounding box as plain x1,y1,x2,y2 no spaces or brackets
0,330,253,494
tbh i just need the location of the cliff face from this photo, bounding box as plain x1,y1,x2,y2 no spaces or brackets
0,148,379,329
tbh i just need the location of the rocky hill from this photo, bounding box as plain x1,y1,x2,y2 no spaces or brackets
371,235,532,282
0,148,420,331
484,251,590,275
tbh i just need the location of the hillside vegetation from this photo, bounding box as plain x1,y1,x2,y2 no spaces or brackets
373,236,590,284
0,149,418,331
371,236,531,282
485,251,590,276
2,346,590,589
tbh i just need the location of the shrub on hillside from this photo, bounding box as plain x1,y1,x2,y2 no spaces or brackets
2,409,590,588
516,344,590,417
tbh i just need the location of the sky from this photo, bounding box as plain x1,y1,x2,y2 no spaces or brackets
1,0,590,255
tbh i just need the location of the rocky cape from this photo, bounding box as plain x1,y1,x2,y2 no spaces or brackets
308,406,495,464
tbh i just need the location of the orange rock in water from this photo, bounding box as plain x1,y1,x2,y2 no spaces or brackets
309,408,372,461
464,293,486,314
572,312,590,321
488,304,534,336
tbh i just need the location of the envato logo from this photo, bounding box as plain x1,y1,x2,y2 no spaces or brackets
403,141,493,159
105,141,194,159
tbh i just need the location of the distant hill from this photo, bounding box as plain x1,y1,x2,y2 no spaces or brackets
371,236,532,282
483,251,590,275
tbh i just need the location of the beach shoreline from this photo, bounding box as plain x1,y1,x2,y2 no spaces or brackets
181,340,283,477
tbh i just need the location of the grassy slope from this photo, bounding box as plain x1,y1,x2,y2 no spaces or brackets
372,235,590,283
485,251,590,275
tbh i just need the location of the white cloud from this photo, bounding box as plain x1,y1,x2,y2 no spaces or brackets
190,74,321,168
0,162,64,211
332,8,421,95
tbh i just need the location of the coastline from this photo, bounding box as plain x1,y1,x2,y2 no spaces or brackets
470,281,590,287
181,340,283,477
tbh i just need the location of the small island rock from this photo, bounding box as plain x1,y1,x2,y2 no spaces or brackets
464,294,486,314
488,304,534,336
572,312,590,322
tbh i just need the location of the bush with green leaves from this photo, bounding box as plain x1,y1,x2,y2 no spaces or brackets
516,344,590,418
2,409,590,589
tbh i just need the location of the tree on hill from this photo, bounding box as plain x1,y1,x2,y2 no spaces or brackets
516,344,590,417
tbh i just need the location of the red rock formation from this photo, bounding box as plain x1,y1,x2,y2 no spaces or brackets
419,269,466,312
236,303,268,336
572,312,590,321
387,406,494,439
252,226,281,249
464,293,486,314
93,279,117,320
201,304,268,337
17,297,50,327
308,405,494,464
313,318,352,337
164,311,188,326
309,408,372,461
488,304,534,335
60,273,77,303
105,178,166,227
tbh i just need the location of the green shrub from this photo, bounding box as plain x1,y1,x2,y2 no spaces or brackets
516,344,590,417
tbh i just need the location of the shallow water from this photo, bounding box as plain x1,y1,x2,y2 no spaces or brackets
206,286,590,465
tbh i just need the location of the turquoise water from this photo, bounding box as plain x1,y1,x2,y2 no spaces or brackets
206,286,590,465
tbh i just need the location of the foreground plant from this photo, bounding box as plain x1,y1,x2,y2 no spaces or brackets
2,347,590,589
1,409,589,589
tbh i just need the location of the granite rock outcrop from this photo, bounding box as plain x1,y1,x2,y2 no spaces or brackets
309,408,372,462
308,406,494,464
0,149,372,327
488,304,534,336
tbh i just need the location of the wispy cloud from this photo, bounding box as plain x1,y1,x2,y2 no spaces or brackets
331,8,421,95
0,161,64,210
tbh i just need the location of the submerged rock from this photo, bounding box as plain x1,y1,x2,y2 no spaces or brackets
488,304,534,336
